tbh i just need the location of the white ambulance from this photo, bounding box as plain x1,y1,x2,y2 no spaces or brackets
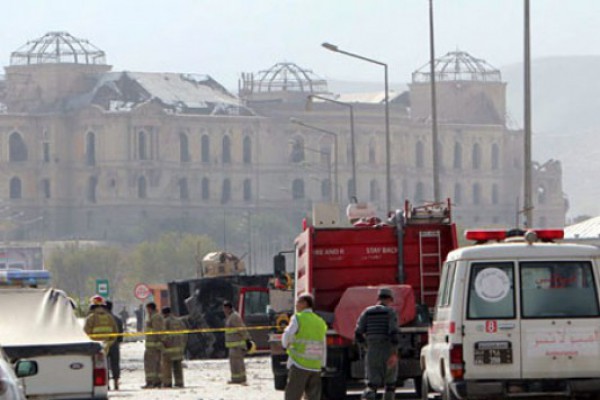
421,229,600,400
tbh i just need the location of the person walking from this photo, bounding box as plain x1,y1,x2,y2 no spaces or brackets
142,302,165,389
105,301,124,391
119,307,129,328
84,295,118,355
135,304,144,332
223,300,250,384
354,287,400,400
281,293,327,400
160,307,187,388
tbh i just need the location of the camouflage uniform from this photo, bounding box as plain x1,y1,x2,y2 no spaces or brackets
161,315,187,387
225,310,250,383
144,311,165,387
84,307,118,354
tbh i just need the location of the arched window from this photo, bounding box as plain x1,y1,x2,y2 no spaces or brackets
243,136,252,164
321,179,331,201
42,179,51,199
138,176,147,199
537,185,547,205
473,183,481,205
472,143,481,169
222,135,231,164
415,181,425,202
86,132,96,166
491,143,500,170
292,179,305,199
416,140,425,168
9,132,27,162
243,179,252,201
138,131,148,160
201,178,210,200
221,179,231,204
454,183,462,205
201,135,210,163
453,142,462,169
179,178,189,200
492,184,499,205
9,177,21,199
180,132,190,163
368,138,376,165
87,176,97,203
370,179,381,202
290,137,305,163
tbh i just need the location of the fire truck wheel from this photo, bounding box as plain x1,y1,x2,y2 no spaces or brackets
274,373,287,391
322,375,346,400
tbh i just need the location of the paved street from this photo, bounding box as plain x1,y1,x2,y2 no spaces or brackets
111,342,419,400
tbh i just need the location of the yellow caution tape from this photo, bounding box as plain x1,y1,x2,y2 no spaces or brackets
89,324,277,340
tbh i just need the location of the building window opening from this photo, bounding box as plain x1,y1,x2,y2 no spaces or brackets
415,181,425,203
454,183,462,205
491,143,500,170
179,178,189,200
221,179,231,204
290,137,305,163
243,179,252,201
370,179,381,203
9,132,28,162
42,179,51,199
292,179,305,199
222,135,231,164
472,143,481,169
473,182,481,205
138,131,148,160
243,136,252,164
180,132,190,163
492,184,499,205
43,142,51,163
9,177,22,199
86,132,96,166
321,179,331,201
416,140,425,168
453,142,462,169
202,178,210,200
201,134,210,163
87,176,98,203
347,178,356,201
138,176,147,199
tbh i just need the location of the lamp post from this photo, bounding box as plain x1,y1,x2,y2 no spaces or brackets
290,118,339,204
523,0,534,227
322,42,391,212
306,94,357,200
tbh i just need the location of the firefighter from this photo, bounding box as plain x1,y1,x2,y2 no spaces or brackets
223,300,250,384
160,307,186,388
281,293,327,400
84,295,118,355
142,302,165,389
354,287,400,400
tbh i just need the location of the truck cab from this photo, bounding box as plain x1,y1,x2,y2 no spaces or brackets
421,229,600,400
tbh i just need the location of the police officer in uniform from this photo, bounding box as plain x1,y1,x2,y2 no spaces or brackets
355,287,400,400
84,295,118,355
142,302,165,389
160,307,187,388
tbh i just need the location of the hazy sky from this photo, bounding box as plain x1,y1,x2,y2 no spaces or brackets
2,1,599,90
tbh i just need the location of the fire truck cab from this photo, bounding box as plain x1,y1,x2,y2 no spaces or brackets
421,229,600,400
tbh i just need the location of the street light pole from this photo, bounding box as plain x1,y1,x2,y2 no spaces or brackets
306,94,357,200
290,118,339,204
322,42,391,212
523,0,534,227
429,0,441,202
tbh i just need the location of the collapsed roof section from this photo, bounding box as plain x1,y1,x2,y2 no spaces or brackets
240,62,328,96
71,71,253,116
412,50,501,83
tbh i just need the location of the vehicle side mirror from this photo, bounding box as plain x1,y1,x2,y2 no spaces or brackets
273,254,286,278
15,360,38,378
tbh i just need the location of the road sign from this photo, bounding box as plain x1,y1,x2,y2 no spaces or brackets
134,283,151,300
96,279,110,298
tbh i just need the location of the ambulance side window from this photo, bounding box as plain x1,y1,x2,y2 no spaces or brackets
438,262,456,307
436,263,450,307
467,262,515,319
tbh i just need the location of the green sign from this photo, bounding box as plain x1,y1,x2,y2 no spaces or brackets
96,279,110,298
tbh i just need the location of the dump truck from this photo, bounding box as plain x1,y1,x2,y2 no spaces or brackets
269,200,458,399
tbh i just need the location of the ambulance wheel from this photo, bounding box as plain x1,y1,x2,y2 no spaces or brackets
274,374,287,391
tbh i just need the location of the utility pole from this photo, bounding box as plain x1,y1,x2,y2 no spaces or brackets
429,0,441,202
523,0,533,227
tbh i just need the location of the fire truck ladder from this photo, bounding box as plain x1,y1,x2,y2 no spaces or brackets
419,230,442,305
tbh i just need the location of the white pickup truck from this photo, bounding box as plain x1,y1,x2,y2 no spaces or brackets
0,270,109,399
421,229,600,400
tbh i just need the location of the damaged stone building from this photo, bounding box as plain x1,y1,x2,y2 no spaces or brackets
0,32,566,250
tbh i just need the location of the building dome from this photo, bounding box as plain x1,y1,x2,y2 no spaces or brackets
10,31,106,66
412,50,501,83
251,62,328,93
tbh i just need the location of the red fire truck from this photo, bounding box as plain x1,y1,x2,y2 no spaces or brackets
269,200,458,399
